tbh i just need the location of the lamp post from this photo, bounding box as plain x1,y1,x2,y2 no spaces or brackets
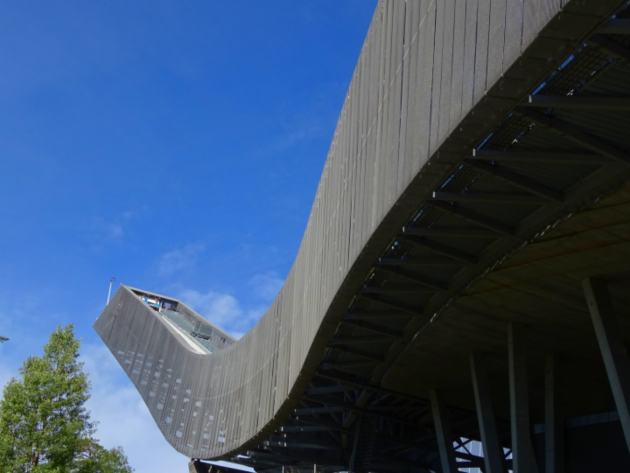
106,277,116,305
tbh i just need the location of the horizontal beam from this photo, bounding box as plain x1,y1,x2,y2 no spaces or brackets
320,360,380,370
589,34,630,63
285,417,354,435
278,425,332,433
465,157,565,202
306,395,422,427
342,319,404,338
598,18,630,35
428,201,515,235
262,440,344,451
344,310,414,319
315,369,430,405
515,107,630,163
294,406,344,415
433,191,547,205
272,434,345,451
305,385,355,396
378,256,463,266
328,335,392,345
400,234,478,264
377,264,447,290
522,94,630,110
249,447,342,466
359,284,436,294
330,345,386,362
401,225,497,237
470,149,610,165
361,293,424,316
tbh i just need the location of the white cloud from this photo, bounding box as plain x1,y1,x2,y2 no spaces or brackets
174,288,264,338
93,218,125,240
249,272,284,300
176,289,241,330
157,244,204,276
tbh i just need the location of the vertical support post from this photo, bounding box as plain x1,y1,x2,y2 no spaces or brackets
348,416,362,473
545,354,564,473
429,389,459,473
508,324,539,473
470,352,505,473
582,277,630,453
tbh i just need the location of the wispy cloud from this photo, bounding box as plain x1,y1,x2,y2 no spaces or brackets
249,271,284,300
86,212,137,249
157,243,205,276
174,288,264,338
266,121,323,154
93,219,124,240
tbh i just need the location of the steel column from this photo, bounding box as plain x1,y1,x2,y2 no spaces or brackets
582,277,630,453
470,352,505,473
508,324,539,473
429,390,459,473
545,354,564,473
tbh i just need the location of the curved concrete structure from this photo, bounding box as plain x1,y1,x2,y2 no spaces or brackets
96,1,630,471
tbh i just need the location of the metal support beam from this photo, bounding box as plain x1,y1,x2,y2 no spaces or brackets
433,191,548,205
360,293,424,316
522,95,630,111
287,416,354,435
470,352,505,473
588,34,630,63
402,224,497,237
377,264,447,290
545,354,564,473
400,234,478,264
315,369,430,404
598,18,630,35
466,157,565,202
429,200,515,235
294,406,344,416
582,277,630,453
360,284,436,295
378,256,463,266
344,310,414,319
328,335,392,345
320,360,379,370
330,345,385,362
342,319,403,338
306,395,421,427
429,390,459,473
278,425,335,433
508,324,539,473
305,385,355,396
515,108,630,163
470,149,609,165
348,415,362,473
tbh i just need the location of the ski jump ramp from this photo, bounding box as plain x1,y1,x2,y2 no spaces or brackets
96,1,630,471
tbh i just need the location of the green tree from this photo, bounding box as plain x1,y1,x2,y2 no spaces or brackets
0,337,7,343
73,440,133,473
0,325,133,473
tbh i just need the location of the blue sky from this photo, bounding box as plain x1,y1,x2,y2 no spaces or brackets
0,1,377,471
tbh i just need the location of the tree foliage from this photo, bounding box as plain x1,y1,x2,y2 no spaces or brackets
0,325,133,473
